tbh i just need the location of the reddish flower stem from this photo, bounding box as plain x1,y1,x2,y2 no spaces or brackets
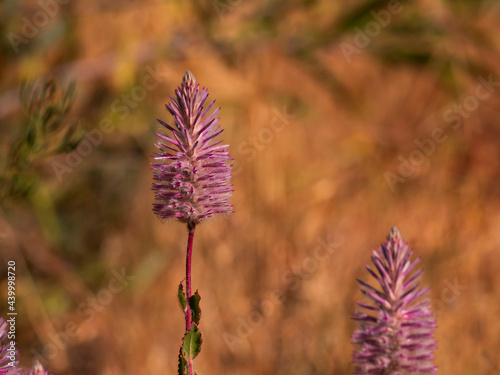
185,223,195,375
185,224,195,331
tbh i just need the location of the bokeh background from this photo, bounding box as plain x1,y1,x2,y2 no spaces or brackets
1,0,500,374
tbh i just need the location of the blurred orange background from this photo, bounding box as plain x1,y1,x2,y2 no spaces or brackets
1,1,500,374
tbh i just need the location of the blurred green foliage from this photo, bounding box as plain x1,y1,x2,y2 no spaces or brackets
0,79,82,202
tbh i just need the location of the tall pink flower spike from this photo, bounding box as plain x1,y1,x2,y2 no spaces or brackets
352,227,437,375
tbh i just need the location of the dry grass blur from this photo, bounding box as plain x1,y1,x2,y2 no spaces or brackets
1,1,500,374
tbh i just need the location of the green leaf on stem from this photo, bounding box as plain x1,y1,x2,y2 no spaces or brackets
178,347,187,375
178,282,187,310
189,290,201,325
182,324,203,360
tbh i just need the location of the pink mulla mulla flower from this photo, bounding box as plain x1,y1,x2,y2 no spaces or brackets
0,318,19,375
351,227,437,375
151,71,232,228
0,320,51,375
24,361,48,375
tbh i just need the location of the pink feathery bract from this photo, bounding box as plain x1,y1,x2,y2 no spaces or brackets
352,227,437,375
24,361,49,375
151,71,232,228
0,318,18,375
